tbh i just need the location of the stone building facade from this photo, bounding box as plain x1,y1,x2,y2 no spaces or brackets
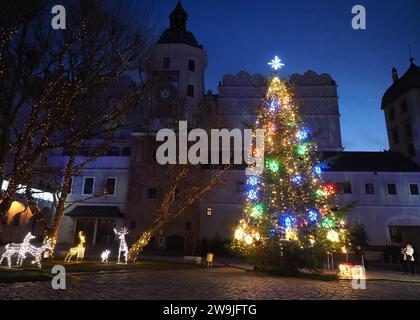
36,1,420,255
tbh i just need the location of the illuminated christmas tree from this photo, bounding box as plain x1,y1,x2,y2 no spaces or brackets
232,56,349,272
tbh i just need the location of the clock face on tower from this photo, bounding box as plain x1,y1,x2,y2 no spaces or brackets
155,82,177,104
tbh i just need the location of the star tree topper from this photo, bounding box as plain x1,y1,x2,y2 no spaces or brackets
268,56,285,71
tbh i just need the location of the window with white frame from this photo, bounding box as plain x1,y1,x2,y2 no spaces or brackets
387,183,397,195
409,184,419,195
83,177,95,195
364,183,375,195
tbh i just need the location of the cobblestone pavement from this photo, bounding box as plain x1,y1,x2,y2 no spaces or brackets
1,268,420,300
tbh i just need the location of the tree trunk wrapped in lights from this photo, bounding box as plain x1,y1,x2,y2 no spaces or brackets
128,164,229,263
232,57,350,274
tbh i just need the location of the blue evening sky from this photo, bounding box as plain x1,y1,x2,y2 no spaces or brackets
147,0,420,151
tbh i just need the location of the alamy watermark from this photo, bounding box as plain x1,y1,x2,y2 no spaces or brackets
352,5,366,30
156,121,265,176
51,265,66,290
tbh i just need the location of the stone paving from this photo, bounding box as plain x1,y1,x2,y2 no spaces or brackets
1,267,420,300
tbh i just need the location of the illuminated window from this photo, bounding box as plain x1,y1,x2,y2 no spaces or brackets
206,207,212,216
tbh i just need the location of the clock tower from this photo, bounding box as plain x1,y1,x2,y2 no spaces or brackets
147,1,207,127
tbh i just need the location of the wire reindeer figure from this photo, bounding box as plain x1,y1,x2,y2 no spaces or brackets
114,228,129,264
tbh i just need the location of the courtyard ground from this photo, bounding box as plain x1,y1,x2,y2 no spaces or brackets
1,267,420,300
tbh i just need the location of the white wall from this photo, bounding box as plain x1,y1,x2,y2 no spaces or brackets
324,171,420,246
55,155,130,244
198,170,420,246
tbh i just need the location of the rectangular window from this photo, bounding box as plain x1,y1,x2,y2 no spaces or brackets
83,177,95,195
163,57,171,70
187,84,194,97
389,227,403,243
105,178,116,195
410,184,419,195
336,182,352,194
387,183,397,195
236,182,245,192
148,188,157,199
343,182,352,194
365,183,375,195
188,59,195,72
206,207,213,216
96,219,116,245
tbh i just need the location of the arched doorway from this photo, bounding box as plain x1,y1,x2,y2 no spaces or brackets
166,235,184,251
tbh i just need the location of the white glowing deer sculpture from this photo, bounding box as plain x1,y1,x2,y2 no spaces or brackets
0,232,35,268
114,228,129,264
101,249,110,263
17,239,53,269
64,231,86,262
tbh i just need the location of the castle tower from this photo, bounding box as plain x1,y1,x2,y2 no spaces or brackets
382,60,420,163
146,1,207,126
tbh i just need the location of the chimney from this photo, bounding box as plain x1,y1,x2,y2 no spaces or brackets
392,67,399,83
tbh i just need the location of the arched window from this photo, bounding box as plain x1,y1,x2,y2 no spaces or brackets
121,147,131,156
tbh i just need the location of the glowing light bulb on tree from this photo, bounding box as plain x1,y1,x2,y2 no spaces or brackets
327,230,340,242
247,176,259,186
251,204,264,219
234,228,244,240
244,234,253,245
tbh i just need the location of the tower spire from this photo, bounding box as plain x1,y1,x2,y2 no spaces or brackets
409,44,415,64
169,0,188,30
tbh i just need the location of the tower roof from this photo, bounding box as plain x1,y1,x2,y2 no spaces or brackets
157,1,202,48
382,62,420,108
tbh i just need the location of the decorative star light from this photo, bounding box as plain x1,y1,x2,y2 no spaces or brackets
268,56,285,71
247,176,259,186
308,209,319,222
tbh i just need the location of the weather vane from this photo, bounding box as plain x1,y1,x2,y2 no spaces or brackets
268,56,285,71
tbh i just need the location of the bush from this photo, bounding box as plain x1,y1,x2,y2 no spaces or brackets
250,240,323,275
